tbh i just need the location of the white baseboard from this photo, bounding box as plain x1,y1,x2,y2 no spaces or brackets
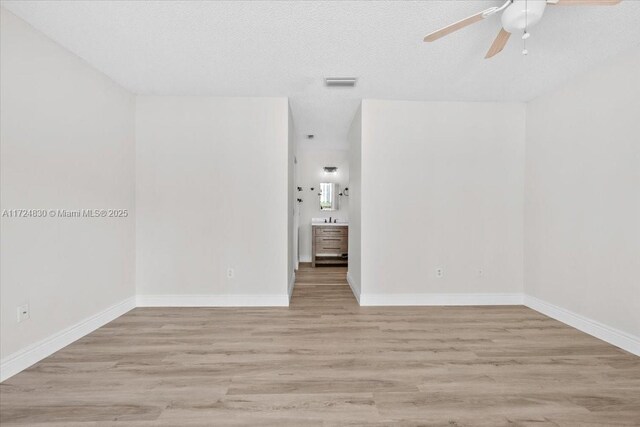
288,272,296,300
346,272,361,303
299,255,312,263
3,291,637,383
136,294,290,307
524,295,640,356
0,296,135,382
359,293,523,306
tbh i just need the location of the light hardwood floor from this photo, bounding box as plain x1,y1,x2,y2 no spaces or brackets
1,277,639,425
294,262,347,285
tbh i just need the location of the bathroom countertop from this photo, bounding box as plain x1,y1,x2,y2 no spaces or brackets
311,222,348,227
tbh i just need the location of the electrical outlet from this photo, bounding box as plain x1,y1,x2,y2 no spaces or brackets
17,304,29,323
436,267,444,278
226,268,235,279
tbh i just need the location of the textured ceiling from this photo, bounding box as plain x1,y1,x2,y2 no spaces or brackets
3,1,640,149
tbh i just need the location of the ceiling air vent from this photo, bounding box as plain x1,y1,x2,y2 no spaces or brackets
324,77,357,87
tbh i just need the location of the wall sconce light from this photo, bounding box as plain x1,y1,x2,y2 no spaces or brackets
323,166,338,174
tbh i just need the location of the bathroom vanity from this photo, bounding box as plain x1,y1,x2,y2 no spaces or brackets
311,223,348,267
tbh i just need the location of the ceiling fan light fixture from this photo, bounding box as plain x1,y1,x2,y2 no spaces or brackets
423,0,622,59
502,0,547,33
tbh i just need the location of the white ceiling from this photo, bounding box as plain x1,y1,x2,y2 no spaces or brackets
3,1,640,150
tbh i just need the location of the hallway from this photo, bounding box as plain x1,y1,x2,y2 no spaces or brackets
293,263,348,286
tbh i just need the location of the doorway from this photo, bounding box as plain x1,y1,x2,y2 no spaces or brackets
293,149,350,291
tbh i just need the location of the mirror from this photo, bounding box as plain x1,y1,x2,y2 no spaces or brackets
319,183,339,211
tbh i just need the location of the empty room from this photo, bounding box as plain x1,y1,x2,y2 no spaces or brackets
1,0,639,425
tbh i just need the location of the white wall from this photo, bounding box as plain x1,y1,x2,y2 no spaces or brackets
525,49,640,339
135,96,290,304
359,100,525,303
0,9,136,359
288,106,296,296
347,106,362,300
296,148,350,262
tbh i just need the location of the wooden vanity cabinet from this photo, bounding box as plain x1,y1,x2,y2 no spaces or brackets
312,225,348,267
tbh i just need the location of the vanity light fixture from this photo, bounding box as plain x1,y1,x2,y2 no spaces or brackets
324,77,357,87
323,166,338,174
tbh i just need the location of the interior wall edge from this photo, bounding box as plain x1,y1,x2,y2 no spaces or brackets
288,272,296,300
346,272,361,303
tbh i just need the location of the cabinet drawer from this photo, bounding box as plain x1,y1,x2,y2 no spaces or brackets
314,241,348,254
314,226,348,237
315,235,347,244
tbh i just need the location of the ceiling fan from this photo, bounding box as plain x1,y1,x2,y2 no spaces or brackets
423,0,622,59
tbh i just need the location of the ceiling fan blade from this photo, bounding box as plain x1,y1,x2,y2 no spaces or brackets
423,9,490,42
547,0,621,5
485,28,511,59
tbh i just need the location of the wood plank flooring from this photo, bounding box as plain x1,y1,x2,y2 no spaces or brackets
1,278,639,425
294,262,347,285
